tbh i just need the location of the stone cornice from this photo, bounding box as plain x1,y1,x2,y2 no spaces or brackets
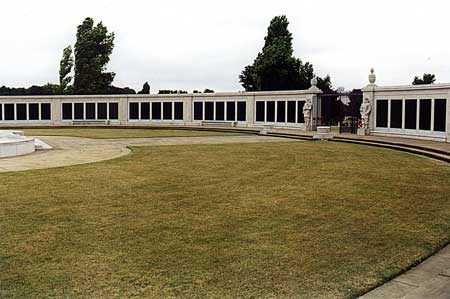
362,83,450,92
0,89,322,100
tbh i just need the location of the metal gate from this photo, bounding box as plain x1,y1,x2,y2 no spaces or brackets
318,90,362,134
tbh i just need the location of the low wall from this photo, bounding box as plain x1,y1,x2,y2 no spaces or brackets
2,81,449,143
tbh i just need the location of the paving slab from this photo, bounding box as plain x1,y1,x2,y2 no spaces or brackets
360,245,450,299
395,255,450,287
358,280,417,299
402,276,450,299
440,246,450,257
442,267,450,278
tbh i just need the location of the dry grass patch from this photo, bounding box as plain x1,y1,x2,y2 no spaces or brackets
0,141,449,298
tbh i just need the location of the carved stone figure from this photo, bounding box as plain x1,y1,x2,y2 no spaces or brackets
303,99,313,130
360,98,372,129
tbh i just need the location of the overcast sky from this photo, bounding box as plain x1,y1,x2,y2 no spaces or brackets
1,0,449,92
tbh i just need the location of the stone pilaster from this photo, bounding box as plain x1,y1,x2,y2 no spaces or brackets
119,97,128,125
361,68,378,134
52,97,62,125
307,76,323,131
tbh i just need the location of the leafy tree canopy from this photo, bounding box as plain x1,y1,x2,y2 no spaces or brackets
0,84,57,96
412,73,436,85
0,84,134,96
239,16,333,93
158,90,188,94
107,86,136,94
59,45,74,94
74,17,115,94
192,89,215,94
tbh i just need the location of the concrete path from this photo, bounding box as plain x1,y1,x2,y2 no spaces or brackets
360,245,450,299
0,135,296,173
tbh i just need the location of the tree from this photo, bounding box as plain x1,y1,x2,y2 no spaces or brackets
138,82,150,94
203,88,214,93
107,86,136,94
27,83,58,95
74,17,115,94
413,73,436,85
0,84,57,96
239,16,332,92
316,75,333,94
59,45,74,94
158,90,188,94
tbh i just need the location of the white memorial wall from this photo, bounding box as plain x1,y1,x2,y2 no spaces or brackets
362,70,450,142
0,88,321,129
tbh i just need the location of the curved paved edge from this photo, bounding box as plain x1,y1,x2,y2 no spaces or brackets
359,245,450,299
0,135,298,173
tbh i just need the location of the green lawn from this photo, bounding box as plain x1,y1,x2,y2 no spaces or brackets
1,142,450,298
20,128,244,139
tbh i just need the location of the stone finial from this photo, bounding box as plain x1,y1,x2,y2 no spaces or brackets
369,68,376,84
311,76,318,87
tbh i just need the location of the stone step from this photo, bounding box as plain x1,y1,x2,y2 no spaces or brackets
331,138,450,163
34,138,53,150
334,136,450,157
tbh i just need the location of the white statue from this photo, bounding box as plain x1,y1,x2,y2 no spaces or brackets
360,98,372,129
303,99,313,130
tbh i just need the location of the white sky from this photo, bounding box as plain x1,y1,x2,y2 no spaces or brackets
0,0,449,92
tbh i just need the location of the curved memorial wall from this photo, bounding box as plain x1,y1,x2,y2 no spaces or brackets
0,83,449,142
0,90,320,130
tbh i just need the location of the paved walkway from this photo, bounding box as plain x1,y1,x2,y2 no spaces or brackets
360,245,450,299
0,135,296,173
